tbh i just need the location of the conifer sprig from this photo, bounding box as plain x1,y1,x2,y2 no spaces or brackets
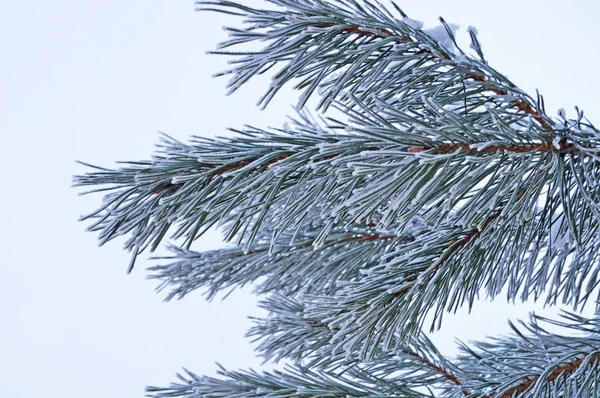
73,1,600,396
148,217,415,301
148,311,600,397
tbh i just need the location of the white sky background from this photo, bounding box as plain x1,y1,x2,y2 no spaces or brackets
1,1,599,397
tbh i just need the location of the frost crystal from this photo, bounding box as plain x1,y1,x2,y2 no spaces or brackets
422,23,459,50
552,136,562,150
467,26,478,35
469,141,500,151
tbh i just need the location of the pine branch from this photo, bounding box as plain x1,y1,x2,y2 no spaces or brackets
248,295,469,396
76,106,600,354
147,310,600,397
76,0,600,276
197,0,553,131
326,327,470,395
250,296,600,397
455,312,600,397
300,19,551,131
300,185,529,352
75,1,600,396
148,219,407,301
74,116,390,261
407,140,579,154
297,161,594,358
491,352,600,398
146,363,431,397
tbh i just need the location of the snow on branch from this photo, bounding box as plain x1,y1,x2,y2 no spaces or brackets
74,1,600,396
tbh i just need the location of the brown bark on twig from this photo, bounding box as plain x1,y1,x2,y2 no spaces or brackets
407,141,576,154
400,349,469,396
488,352,600,398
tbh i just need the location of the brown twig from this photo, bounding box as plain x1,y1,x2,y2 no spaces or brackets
407,140,577,155
151,152,295,194
400,349,469,396
488,352,600,398
467,74,551,129
387,206,503,301
152,151,351,195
